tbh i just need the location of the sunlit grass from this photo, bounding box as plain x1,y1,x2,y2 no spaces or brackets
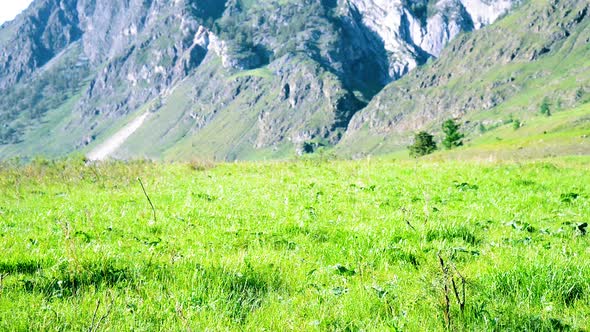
0,157,588,330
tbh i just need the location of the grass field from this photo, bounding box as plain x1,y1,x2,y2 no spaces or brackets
0,157,589,331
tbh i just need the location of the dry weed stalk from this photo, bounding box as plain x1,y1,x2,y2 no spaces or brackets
138,177,157,223
438,253,466,330
88,292,116,332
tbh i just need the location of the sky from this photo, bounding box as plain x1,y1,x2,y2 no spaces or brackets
0,0,33,25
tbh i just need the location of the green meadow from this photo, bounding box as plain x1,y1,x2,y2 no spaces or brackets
0,157,589,331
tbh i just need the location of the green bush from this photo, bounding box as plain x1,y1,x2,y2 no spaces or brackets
513,119,521,130
408,131,437,157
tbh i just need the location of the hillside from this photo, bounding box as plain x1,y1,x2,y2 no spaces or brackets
338,0,590,157
408,103,590,161
0,0,516,160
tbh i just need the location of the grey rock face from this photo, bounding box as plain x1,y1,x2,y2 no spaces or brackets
342,0,515,82
0,0,81,90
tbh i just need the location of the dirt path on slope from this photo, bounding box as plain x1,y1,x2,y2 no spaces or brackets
87,112,150,161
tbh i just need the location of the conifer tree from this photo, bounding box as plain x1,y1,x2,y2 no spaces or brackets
442,119,464,149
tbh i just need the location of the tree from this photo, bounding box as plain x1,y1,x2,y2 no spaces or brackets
409,131,437,157
540,97,551,116
441,119,464,149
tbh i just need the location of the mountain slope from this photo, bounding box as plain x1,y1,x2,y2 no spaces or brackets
338,0,590,156
0,0,515,160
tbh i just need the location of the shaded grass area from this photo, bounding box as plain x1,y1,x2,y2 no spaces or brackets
19,260,135,298
0,157,589,330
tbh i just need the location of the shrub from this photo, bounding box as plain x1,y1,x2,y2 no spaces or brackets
540,97,551,116
478,123,487,133
188,159,216,171
513,119,521,130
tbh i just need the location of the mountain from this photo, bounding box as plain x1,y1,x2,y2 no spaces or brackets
0,0,517,160
338,0,590,157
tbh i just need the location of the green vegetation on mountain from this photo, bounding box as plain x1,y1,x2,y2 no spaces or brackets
0,42,90,145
